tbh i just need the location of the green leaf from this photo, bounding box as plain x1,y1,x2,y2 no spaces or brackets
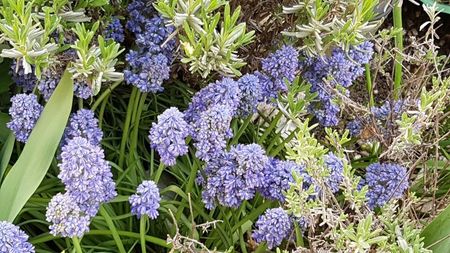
0,132,14,183
0,112,10,142
421,203,450,252
0,70,73,222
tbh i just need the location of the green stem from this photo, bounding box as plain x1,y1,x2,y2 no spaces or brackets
393,2,404,100
72,237,83,253
153,163,165,183
119,87,138,169
99,206,126,253
92,81,121,111
365,64,374,108
140,216,148,253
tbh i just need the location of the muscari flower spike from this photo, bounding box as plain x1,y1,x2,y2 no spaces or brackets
149,107,190,166
105,17,125,43
7,94,43,143
62,109,103,148
129,180,161,219
0,221,35,253
58,137,117,217
323,152,344,193
362,162,409,209
45,193,91,238
10,60,37,92
236,74,263,116
252,208,292,249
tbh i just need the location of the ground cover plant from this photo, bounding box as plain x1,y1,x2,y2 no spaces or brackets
0,0,449,252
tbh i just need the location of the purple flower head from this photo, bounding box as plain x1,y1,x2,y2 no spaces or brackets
229,144,269,189
199,144,269,209
371,100,405,120
253,208,292,249
347,119,363,137
236,74,263,116
45,193,90,238
260,45,299,99
362,162,409,209
129,180,161,219
124,52,170,93
323,153,344,193
149,107,190,166
10,60,36,92
135,16,176,58
260,159,311,202
59,137,117,216
302,41,374,126
105,17,125,43
73,78,93,99
184,78,241,124
38,69,60,101
193,104,234,162
126,0,155,34
7,94,43,143
0,221,35,253
62,109,103,148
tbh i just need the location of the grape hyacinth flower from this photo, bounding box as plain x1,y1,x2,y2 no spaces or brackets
149,107,190,166
0,221,35,252
62,109,103,148
125,1,175,93
10,60,37,92
184,78,241,124
302,42,374,126
105,17,124,43
323,153,344,193
260,45,299,99
129,180,161,219
200,144,269,209
73,78,93,99
7,94,43,143
362,162,409,209
45,193,90,238
38,69,60,101
236,74,263,116
252,208,292,249
259,159,312,202
59,137,117,216
124,52,171,93
193,104,234,161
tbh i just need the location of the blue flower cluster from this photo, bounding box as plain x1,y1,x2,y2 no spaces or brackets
149,107,190,166
259,159,311,202
45,193,90,237
73,78,93,99
347,100,406,138
199,143,314,209
323,152,344,193
58,137,117,217
236,74,263,116
129,180,161,219
258,45,299,99
200,144,270,209
194,105,234,162
361,162,409,209
124,0,175,93
302,42,374,126
7,94,43,143
38,69,60,101
62,109,103,148
252,208,292,249
10,60,36,92
105,17,124,43
0,221,35,252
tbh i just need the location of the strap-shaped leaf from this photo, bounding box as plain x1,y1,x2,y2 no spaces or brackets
0,70,73,222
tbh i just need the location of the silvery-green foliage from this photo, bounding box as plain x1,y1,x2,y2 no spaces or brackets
334,214,388,251
70,22,124,95
0,0,60,77
378,199,431,253
283,0,380,56
155,0,254,77
385,77,450,160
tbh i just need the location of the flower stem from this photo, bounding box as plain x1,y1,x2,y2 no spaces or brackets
393,2,404,100
365,63,374,108
119,87,138,169
140,215,148,253
72,237,83,253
